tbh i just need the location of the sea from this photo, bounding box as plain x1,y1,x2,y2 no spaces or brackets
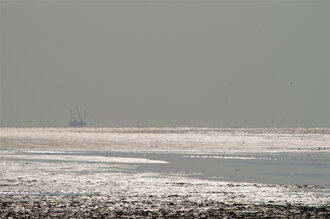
1,127,329,187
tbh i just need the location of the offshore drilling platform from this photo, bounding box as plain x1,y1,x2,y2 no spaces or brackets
69,107,87,127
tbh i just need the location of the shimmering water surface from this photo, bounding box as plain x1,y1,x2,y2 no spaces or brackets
1,128,329,187
5,150,329,187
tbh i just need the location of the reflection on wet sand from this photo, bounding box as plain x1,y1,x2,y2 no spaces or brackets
0,128,329,218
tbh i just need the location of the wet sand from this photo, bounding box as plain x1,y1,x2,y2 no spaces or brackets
0,128,329,218
1,194,329,218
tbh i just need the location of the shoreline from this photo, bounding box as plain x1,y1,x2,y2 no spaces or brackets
1,128,329,218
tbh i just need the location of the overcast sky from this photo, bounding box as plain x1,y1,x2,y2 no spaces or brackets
1,0,329,128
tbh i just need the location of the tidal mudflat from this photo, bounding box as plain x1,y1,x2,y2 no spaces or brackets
0,128,329,218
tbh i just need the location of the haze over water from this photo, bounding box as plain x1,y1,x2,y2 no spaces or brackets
1,0,329,128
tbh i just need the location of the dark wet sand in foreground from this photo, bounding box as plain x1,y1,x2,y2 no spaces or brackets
1,194,329,218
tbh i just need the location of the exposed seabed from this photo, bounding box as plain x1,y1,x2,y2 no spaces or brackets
0,128,329,218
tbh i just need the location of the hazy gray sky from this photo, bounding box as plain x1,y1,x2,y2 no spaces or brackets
1,0,329,128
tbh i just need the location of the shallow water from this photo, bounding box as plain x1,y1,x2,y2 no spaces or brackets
4,150,329,187
144,152,330,186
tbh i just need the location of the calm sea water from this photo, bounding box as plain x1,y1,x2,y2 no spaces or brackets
1,128,329,187
8,150,329,187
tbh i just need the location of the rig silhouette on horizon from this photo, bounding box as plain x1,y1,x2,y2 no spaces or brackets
69,107,87,127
